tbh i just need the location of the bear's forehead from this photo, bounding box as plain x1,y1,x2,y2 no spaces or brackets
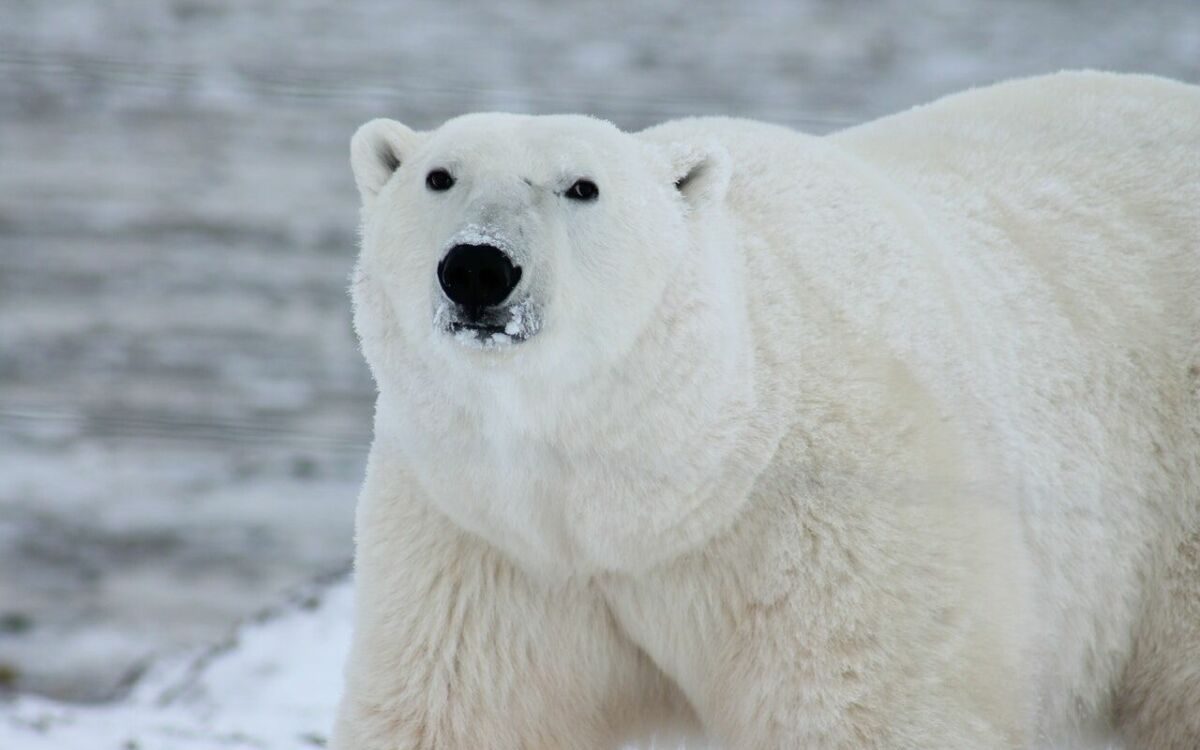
427,113,632,164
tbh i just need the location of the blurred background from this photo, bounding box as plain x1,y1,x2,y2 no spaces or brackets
1,0,1198,744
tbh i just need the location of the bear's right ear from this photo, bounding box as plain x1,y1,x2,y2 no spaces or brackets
663,139,731,210
350,119,421,202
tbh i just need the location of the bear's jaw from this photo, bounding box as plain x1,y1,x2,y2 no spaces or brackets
433,295,542,350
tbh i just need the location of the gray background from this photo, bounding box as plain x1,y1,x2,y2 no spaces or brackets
2,0,1198,703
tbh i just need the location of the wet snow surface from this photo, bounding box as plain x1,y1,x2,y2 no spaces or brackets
1,0,1197,746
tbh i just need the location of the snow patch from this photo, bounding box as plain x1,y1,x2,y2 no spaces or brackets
452,223,515,256
504,299,525,336
0,579,354,750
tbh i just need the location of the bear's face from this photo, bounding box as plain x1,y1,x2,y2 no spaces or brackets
351,113,728,386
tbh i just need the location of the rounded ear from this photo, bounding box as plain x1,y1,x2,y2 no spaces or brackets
663,139,731,209
350,118,420,202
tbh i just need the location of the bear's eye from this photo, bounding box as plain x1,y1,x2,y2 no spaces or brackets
426,169,455,192
565,179,599,202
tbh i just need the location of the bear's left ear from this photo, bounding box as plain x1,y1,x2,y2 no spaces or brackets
663,140,731,209
350,118,422,203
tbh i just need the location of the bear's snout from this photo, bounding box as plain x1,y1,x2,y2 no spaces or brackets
437,243,523,311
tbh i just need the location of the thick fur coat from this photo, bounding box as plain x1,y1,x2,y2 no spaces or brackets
332,72,1200,749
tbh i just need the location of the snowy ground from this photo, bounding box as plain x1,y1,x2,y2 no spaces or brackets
0,578,353,749
1,0,1198,747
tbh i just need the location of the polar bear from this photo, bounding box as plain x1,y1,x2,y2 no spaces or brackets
331,72,1200,750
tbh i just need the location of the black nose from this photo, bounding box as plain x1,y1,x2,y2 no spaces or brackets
437,244,522,309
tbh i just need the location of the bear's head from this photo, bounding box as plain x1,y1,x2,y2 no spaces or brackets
350,113,758,574
350,113,731,382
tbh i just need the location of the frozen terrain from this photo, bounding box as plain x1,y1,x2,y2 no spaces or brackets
1,0,1198,746
0,579,353,750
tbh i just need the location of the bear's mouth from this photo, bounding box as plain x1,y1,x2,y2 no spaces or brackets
434,297,541,349
449,319,526,342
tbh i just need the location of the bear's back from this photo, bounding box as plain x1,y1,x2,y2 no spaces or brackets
833,71,1200,354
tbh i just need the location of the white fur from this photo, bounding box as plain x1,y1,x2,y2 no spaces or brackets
332,72,1200,749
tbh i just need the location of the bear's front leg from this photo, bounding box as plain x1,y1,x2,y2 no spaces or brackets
330,457,677,750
